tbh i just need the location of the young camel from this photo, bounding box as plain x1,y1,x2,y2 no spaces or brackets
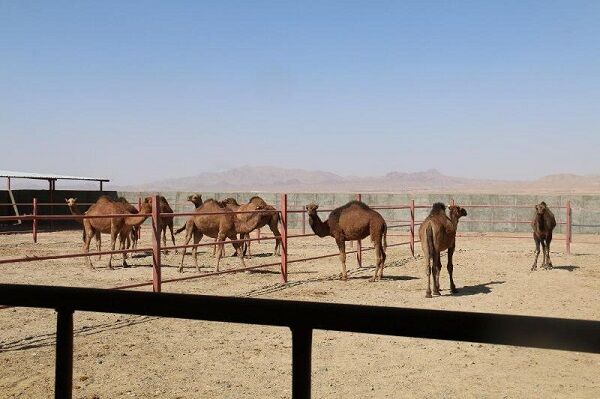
65,197,102,258
531,201,556,271
305,201,387,282
176,199,266,272
219,197,282,257
115,197,140,250
419,203,467,298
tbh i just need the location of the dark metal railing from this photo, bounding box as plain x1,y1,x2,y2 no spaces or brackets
1,283,599,399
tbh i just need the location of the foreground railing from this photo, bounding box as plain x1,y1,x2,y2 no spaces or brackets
0,283,599,399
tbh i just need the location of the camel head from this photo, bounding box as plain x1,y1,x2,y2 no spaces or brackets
65,198,78,207
305,203,319,216
535,201,548,215
187,194,203,207
448,205,467,219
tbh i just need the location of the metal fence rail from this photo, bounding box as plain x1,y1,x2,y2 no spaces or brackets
0,283,598,399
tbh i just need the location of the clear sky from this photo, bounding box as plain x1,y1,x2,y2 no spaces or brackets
1,1,599,185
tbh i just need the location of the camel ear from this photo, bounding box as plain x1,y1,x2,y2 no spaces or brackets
461,208,467,217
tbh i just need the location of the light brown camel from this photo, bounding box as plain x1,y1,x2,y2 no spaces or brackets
531,201,556,271
77,196,137,270
305,201,387,282
65,197,102,258
176,199,266,273
419,203,467,298
218,197,281,257
147,195,177,254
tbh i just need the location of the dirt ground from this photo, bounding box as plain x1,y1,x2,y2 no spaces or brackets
0,229,599,398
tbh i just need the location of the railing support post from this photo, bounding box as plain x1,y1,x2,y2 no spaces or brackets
55,308,73,399
152,196,162,293
410,199,415,257
280,193,288,283
257,228,261,243
32,198,38,243
291,326,312,399
566,200,572,255
301,209,306,235
356,193,362,267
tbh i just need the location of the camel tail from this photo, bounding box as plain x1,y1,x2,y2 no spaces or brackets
174,224,186,235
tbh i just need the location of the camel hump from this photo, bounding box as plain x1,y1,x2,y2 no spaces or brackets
429,202,446,215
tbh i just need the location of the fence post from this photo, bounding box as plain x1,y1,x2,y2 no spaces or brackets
152,196,162,293
55,308,73,399
356,193,362,267
291,326,313,399
280,193,288,283
410,199,415,257
32,198,38,243
137,197,143,240
566,200,572,255
301,210,306,235
257,228,261,243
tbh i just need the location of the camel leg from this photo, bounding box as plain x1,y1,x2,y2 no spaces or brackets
545,233,553,269
107,225,118,270
96,232,102,260
335,239,348,281
162,226,169,255
193,230,202,272
447,246,458,293
84,228,95,270
179,229,193,273
215,233,228,272
377,240,386,280
424,253,432,298
540,239,547,269
531,236,541,271
432,251,441,296
246,233,252,258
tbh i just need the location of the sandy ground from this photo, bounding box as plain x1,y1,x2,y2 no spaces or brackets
0,229,599,398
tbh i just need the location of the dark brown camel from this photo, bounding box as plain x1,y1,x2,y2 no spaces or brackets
531,201,556,271
220,196,282,257
176,199,267,272
419,203,467,298
65,197,102,258
305,201,387,282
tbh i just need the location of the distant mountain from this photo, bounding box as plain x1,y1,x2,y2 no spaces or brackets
115,166,600,194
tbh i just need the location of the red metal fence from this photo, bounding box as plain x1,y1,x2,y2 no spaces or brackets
0,195,595,295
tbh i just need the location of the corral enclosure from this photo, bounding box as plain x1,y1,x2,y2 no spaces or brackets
3,189,600,234
1,190,599,398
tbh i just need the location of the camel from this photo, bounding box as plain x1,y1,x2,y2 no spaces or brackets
531,201,556,271
419,203,467,298
65,197,102,258
174,194,203,235
219,196,282,257
305,201,387,282
115,197,140,250
176,199,267,273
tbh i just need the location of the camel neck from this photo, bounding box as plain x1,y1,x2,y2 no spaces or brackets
308,213,331,237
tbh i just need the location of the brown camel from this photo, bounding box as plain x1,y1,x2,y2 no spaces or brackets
65,197,102,258
305,201,387,282
146,195,177,254
176,199,267,272
77,196,149,269
419,203,467,298
219,196,282,257
531,201,556,271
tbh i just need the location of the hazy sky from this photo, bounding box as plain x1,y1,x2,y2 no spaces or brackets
1,1,599,185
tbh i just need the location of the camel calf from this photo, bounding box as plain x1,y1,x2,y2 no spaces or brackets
531,201,556,271
419,203,467,298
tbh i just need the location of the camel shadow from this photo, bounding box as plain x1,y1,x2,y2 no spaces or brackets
349,275,419,281
551,265,579,272
453,281,505,297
